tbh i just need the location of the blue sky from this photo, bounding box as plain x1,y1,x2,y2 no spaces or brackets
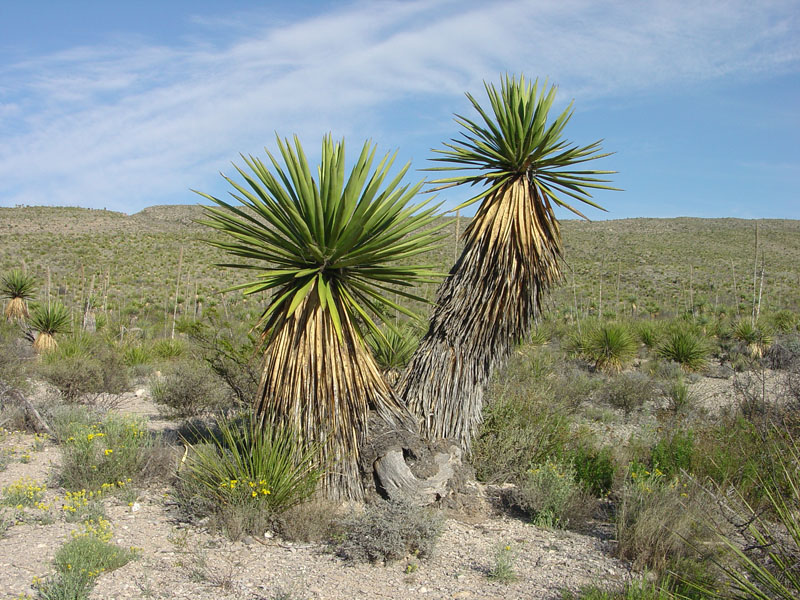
1,0,798,219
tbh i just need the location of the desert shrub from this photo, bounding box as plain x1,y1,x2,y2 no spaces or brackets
765,334,800,370
597,372,657,417
584,322,637,373
650,430,694,478
150,360,226,417
0,321,32,388
40,354,104,403
664,376,695,415
38,337,128,402
572,444,616,497
657,329,710,372
616,465,705,572
692,416,766,504
187,317,261,406
271,499,343,543
54,410,155,491
334,500,443,564
35,517,136,600
122,343,152,368
177,413,321,540
472,386,572,483
515,458,589,528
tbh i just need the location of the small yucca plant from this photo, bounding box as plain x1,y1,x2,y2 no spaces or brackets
636,321,662,349
181,413,321,515
658,329,710,372
30,302,71,353
585,322,637,373
733,319,773,359
1,269,37,321
365,323,422,373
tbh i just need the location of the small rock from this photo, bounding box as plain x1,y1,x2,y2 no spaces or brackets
419,587,428,593
453,592,471,599
131,502,141,512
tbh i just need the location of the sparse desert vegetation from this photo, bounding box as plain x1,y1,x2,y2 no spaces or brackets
2,202,799,599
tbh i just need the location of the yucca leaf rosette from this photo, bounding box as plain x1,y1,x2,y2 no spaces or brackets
197,134,443,499
400,74,618,449
1,269,37,322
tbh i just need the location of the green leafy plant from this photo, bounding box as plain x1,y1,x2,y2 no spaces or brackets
488,543,518,583
1,269,37,322
365,322,422,373
56,412,154,491
657,329,710,372
732,319,773,359
29,301,71,353
584,322,637,373
34,517,136,600
399,74,617,450
517,458,586,528
197,134,443,500
179,412,321,539
572,444,616,497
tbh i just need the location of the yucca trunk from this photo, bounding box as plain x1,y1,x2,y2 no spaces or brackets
4,297,29,321
254,290,414,500
33,332,57,353
400,179,561,450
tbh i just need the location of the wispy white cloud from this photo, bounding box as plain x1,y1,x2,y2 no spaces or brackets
0,0,797,212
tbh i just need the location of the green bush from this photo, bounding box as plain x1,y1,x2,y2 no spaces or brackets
732,319,773,359
681,430,800,600
572,445,616,497
150,360,226,417
516,458,587,528
597,372,657,417
584,322,637,373
472,387,572,483
334,500,443,564
636,321,662,349
38,338,128,402
657,329,710,372
771,310,799,333
35,517,136,600
650,430,694,478
616,465,705,572
55,410,155,491
365,323,422,372
178,413,321,540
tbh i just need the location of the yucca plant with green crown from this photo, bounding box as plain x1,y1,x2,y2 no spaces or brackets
1,269,37,321
197,134,444,500
30,301,71,353
399,74,617,450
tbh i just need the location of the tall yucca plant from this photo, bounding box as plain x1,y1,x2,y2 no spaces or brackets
1,269,37,321
197,135,443,500
399,74,617,450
